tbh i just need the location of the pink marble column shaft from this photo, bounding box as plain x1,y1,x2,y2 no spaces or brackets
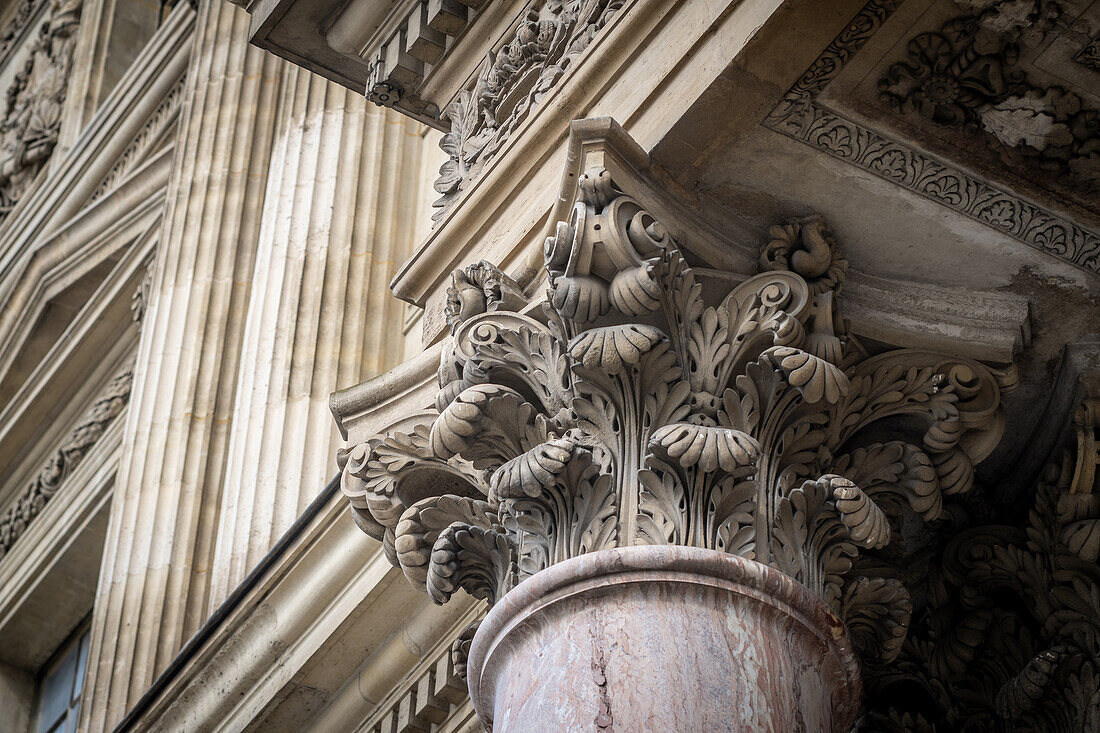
467,546,861,732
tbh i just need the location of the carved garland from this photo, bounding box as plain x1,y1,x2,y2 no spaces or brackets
0,359,134,557
341,166,1012,676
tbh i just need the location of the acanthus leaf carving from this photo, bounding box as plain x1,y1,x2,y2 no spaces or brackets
859,392,1100,730
345,161,1013,680
840,575,912,664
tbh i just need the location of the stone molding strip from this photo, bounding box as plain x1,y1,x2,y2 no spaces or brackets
90,73,187,202
761,0,1100,275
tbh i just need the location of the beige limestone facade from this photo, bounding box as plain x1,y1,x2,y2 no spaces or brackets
0,0,1096,731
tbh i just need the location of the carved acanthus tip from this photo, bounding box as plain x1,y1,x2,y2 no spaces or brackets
445,261,525,334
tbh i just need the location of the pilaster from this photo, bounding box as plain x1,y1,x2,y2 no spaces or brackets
78,1,283,728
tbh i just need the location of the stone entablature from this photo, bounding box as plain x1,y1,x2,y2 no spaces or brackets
229,0,503,127
364,0,495,127
766,0,1100,275
337,119,1025,728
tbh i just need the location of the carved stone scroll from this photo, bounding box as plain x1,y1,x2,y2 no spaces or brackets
341,155,1012,678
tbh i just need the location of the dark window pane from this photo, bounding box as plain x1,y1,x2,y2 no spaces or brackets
37,652,75,733
36,624,90,733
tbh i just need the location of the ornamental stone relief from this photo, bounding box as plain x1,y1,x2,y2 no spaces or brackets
340,161,1017,690
432,0,623,223
0,0,81,219
879,0,1100,191
763,0,1100,274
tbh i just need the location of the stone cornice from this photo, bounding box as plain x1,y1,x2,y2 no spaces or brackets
0,408,121,668
89,74,186,203
762,0,1100,275
0,174,162,492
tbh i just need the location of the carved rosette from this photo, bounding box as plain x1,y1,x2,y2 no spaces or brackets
341,166,1010,674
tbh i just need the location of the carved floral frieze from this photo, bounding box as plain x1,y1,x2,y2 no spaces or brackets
432,0,623,223
341,163,1015,676
0,360,133,557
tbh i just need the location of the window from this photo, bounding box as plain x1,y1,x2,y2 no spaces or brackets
33,624,89,733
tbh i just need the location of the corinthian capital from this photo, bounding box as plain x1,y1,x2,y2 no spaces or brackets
340,131,1014,688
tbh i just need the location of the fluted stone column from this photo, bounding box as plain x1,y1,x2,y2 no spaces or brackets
208,65,432,606
78,2,283,729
